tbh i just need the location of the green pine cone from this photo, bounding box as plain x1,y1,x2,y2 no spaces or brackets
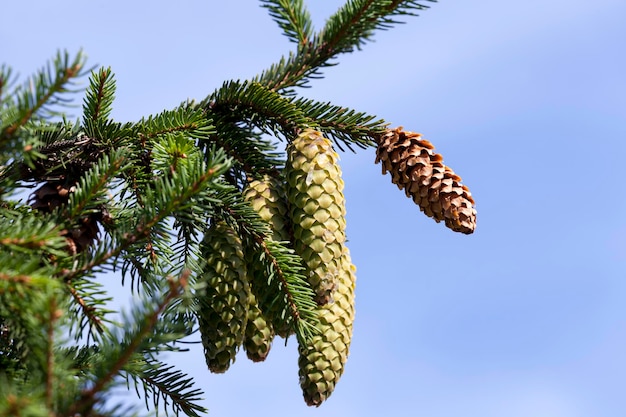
242,174,291,242
242,174,294,338
197,221,250,373
243,292,275,362
298,246,356,407
285,129,347,305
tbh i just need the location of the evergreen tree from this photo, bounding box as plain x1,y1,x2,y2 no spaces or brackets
0,1,476,415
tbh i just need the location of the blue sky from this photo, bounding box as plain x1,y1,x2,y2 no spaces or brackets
3,1,626,416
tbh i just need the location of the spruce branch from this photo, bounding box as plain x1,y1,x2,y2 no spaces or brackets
45,297,60,410
65,148,129,220
132,359,206,417
82,67,116,135
291,96,387,150
0,50,88,141
136,106,215,142
68,273,189,416
259,238,320,344
63,149,230,282
0,64,14,103
207,80,309,137
321,0,435,53
261,0,314,45
200,117,284,181
65,272,115,344
255,0,434,93
0,210,68,257
0,1,462,412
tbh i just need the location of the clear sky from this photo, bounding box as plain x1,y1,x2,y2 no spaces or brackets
3,1,626,416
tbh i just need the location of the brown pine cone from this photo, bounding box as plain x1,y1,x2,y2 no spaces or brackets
375,127,476,234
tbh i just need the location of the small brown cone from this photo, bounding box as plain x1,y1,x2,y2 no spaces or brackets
30,180,101,254
375,127,477,234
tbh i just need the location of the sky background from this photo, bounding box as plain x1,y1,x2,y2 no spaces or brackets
3,1,626,416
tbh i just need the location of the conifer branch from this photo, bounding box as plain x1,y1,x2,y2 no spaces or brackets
291,97,387,150
256,0,434,93
199,116,284,179
82,67,116,135
66,278,111,342
63,152,230,281
136,106,215,141
0,211,68,256
261,239,320,343
45,297,58,410
261,0,314,45
65,149,128,219
134,360,206,417
0,64,13,103
0,1,459,413
207,80,309,137
321,0,435,54
69,274,188,416
0,50,88,141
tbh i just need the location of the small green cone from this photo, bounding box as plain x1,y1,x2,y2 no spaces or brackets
242,174,291,242
243,292,275,363
197,221,250,373
298,246,356,406
285,129,347,305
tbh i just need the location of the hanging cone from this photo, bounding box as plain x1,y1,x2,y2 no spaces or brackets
197,221,250,373
242,174,291,243
298,246,356,407
375,127,477,234
30,180,101,254
242,174,294,338
285,129,348,305
243,292,275,363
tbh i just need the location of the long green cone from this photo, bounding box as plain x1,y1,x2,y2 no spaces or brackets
298,246,356,406
197,221,250,373
285,129,347,305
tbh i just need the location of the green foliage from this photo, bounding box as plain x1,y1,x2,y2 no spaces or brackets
256,0,435,93
0,1,438,415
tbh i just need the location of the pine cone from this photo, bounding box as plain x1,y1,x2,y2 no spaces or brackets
242,174,294,338
242,174,291,243
243,292,274,363
375,127,477,234
298,246,356,407
30,180,101,254
197,222,250,373
285,129,348,305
